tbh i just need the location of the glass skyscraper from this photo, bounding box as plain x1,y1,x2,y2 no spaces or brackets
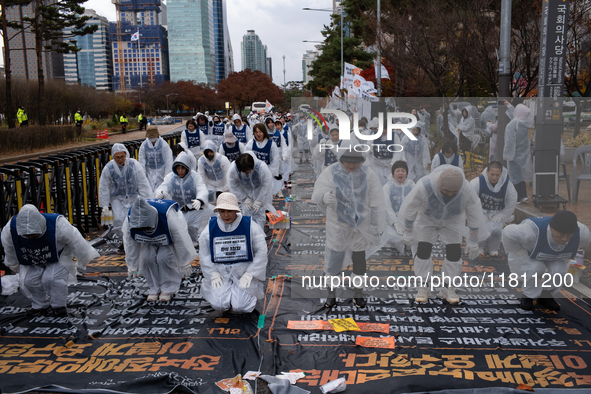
241,30,267,74
168,0,216,84
212,0,234,83
64,9,112,91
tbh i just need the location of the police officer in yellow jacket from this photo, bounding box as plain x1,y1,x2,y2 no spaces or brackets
75,109,83,134
120,114,128,134
17,106,28,127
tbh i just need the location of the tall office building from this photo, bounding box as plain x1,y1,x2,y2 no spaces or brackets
109,0,169,92
4,1,64,81
64,9,112,91
241,30,267,74
266,57,272,81
167,0,215,84
213,0,234,83
302,47,321,84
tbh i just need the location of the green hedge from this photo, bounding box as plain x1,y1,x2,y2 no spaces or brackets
0,125,81,154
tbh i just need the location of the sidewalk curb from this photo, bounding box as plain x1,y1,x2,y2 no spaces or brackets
0,140,110,165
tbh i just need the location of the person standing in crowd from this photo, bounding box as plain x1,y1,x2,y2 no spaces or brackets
470,161,517,256
245,123,281,182
196,114,213,144
198,141,232,205
138,126,174,192
431,140,464,174
99,143,152,235
456,107,476,151
280,116,293,185
312,150,385,309
295,116,311,164
270,120,289,197
210,115,226,149
503,103,533,203
219,130,245,162
138,113,144,131
198,193,268,313
17,106,29,127
374,161,415,254
368,117,403,186
74,109,83,134
119,113,128,134
156,152,208,246
230,114,252,144
1,205,100,316
123,197,196,302
310,123,330,176
313,124,343,174
398,166,489,304
227,152,275,229
503,210,590,311
448,104,461,142
401,122,431,183
180,119,207,167
436,110,444,139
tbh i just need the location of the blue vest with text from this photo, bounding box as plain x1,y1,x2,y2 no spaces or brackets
271,130,282,148
232,124,247,143
325,140,342,166
437,152,460,167
252,140,272,165
209,216,253,264
198,123,209,135
10,213,63,266
373,136,396,160
283,125,290,146
129,200,177,246
528,217,580,261
184,129,201,149
223,143,241,162
478,175,509,211
212,123,225,136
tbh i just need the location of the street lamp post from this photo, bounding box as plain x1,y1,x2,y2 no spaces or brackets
166,93,178,115
303,6,344,77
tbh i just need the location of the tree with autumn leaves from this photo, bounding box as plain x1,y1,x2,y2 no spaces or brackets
217,69,285,114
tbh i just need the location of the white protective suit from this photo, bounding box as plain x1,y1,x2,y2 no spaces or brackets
99,143,152,232
245,138,280,178
229,120,253,144
294,119,310,160
226,152,277,229
180,128,208,165
368,176,415,254
156,152,209,243
123,197,197,295
437,113,444,138
370,131,404,186
311,153,386,275
470,167,518,253
502,219,590,299
401,123,431,183
457,108,477,149
503,104,533,184
310,126,329,176
138,137,174,192
1,205,99,309
198,141,232,204
448,104,461,138
178,141,197,170
268,125,290,194
398,165,490,281
313,136,345,174
199,213,268,313
480,106,496,130
431,151,464,174
280,123,293,178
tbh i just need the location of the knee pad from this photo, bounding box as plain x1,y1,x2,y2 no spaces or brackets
416,242,433,260
352,251,366,275
446,244,462,262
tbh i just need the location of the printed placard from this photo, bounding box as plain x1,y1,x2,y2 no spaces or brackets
328,318,360,332
355,336,396,349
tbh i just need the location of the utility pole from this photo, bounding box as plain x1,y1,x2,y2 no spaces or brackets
283,55,286,90
495,0,512,164
376,0,381,97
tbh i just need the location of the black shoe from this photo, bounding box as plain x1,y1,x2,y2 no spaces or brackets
537,297,561,311
50,307,68,317
325,290,337,308
520,297,534,311
299,158,303,164
27,307,50,317
353,289,367,308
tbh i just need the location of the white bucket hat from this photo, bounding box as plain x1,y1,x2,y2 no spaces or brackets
214,192,241,212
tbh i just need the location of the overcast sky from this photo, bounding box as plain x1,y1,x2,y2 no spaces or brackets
74,0,333,85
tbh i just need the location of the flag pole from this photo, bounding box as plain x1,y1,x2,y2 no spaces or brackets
138,30,142,96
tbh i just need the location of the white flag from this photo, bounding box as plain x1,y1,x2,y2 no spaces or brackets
131,31,139,42
374,60,390,80
332,86,341,98
265,100,273,113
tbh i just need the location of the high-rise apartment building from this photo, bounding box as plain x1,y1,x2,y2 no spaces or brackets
64,9,112,91
167,0,216,84
302,47,321,84
109,0,169,92
266,57,272,81
4,1,64,81
241,30,267,74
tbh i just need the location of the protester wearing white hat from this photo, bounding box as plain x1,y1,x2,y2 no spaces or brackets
398,165,489,304
199,192,268,313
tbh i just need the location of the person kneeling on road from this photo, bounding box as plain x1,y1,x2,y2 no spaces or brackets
199,193,268,313
502,210,590,311
123,197,197,302
398,165,489,304
1,205,99,316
